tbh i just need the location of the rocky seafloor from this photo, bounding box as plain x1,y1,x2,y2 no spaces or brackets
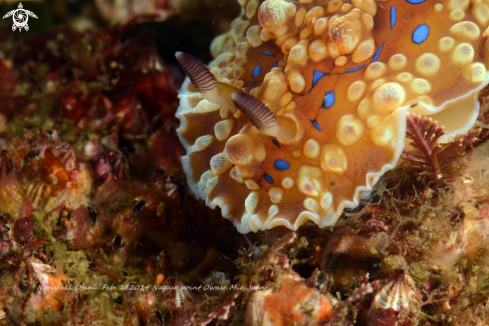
1,1,489,325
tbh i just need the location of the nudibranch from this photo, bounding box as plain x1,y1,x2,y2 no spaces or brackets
176,0,489,233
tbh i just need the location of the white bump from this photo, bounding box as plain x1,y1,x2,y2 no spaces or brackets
347,80,367,102
351,0,377,16
439,37,455,53
210,153,233,176
370,115,397,147
321,144,348,174
247,25,263,48
258,0,296,35
246,0,258,19
352,37,375,63
206,176,218,192
452,43,475,65
230,166,244,183
449,21,480,40
268,205,279,217
309,39,328,62
373,82,406,112
288,40,309,66
297,165,323,196
304,198,319,213
245,179,260,189
327,40,341,59
299,27,312,40
280,92,293,108
220,107,230,119
335,56,348,67
214,119,234,141
388,54,407,71
361,13,374,31
225,134,254,166
473,2,489,26
465,62,487,83
282,177,295,189
236,166,254,178
287,69,306,93
321,192,333,210
303,138,321,158
304,6,325,27
365,62,387,80
249,215,263,232
434,3,443,11
215,52,236,68
233,68,245,79
281,37,299,54
447,0,469,10
396,72,413,83
340,3,353,12
262,69,288,102
295,7,306,27
260,29,275,42
357,99,372,121
194,135,214,151
410,78,431,94
245,191,259,213
371,78,386,90
194,99,221,113
269,187,284,203
366,115,382,129
336,114,365,146
327,0,342,13
415,53,441,77
198,170,213,193
314,17,328,36
449,8,465,21
292,150,301,158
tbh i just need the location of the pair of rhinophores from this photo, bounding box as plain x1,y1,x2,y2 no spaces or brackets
176,0,489,233
176,52,289,141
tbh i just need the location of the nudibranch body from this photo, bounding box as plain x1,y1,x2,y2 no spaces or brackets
176,0,489,233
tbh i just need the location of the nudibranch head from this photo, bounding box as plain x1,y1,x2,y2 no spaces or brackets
176,0,489,233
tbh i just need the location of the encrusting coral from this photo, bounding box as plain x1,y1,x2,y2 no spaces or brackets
176,0,489,233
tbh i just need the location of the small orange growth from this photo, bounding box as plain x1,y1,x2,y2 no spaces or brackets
263,278,332,325
38,261,70,311
317,299,332,322
155,273,165,285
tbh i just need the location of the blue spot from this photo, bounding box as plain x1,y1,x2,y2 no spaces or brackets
323,91,335,109
344,65,366,74
247,80,257,89
406,0,426,3
264,173,274,184
252,66,262,78
256,22,260,26
413,24,429,44
272,139,280,147
372,41,385,62
309,119,322,131
390,6,397,29
271,60,280,70
261,51,275,57
274,160,290,171
312,70,328,88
